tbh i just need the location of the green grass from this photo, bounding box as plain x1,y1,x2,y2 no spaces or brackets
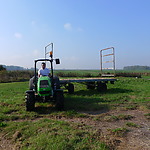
0,122,7,127
0,76,150,149
63,77,150,111
3,119,108,150
108,127,128,137
103,114,133,122
126,122,139,128
144,113,150,119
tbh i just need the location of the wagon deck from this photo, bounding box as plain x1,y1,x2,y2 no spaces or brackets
59,77,117,93
60,77,116,84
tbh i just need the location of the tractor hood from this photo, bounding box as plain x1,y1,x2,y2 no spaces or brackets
37,76,52,96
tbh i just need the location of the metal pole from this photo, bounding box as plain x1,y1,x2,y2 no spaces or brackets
34,60,37,92
51,43,54,79
112,47,115,76
100,50,103,76
45,47,46,59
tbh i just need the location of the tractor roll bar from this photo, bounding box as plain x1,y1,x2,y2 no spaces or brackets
34,59,53,91
35,59,52,62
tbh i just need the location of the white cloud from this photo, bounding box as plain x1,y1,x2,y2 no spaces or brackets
64,23,72,31
14,33,22,39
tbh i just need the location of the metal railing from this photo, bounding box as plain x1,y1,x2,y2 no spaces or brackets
100,47,115,77
45,43,53,59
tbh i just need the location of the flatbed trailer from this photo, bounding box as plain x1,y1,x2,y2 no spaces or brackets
43,45,117,94
60,77,117,94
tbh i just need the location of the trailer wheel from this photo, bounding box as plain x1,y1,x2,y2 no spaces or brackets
25,90,35,111
87,82,95,90
97,82,107,92
55,91,64,111
68,83,74,94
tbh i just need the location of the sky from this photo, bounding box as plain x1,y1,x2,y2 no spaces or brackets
0,0,150,70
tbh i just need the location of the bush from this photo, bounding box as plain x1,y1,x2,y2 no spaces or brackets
0,70,34,83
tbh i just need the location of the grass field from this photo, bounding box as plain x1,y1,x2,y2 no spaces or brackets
0,76,150,149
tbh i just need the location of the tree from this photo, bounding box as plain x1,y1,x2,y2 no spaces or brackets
0,65,6,71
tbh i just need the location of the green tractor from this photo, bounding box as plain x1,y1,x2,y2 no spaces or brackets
25,46,64,111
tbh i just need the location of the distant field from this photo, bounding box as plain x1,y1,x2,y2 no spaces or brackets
1,69,150,83
54,69,150,78
0,77,150,149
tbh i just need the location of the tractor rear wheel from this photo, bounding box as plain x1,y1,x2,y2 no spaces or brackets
55,91,64,111
25,90,35,111
97,82,107,92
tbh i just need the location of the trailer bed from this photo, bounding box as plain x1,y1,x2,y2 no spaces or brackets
60,77,116,84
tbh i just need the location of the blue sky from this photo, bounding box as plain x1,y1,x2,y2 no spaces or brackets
0,0,150,69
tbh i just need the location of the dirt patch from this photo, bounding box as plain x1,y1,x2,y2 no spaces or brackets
0,133,14,150
60,109,150,150
0,109,149,150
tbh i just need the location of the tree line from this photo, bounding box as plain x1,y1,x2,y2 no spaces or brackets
123,65,150,70
0,65,34,71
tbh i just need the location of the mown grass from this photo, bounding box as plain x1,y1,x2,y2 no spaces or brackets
0,76,150,149
63,77,150,111
125,122,140,128
2,119,108,150
108,127,128,137
103,114,134,122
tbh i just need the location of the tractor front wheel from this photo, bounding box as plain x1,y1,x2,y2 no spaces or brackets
25,90,35,111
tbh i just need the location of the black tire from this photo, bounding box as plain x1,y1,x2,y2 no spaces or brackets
55,91,64,111
87,82,95,90
25,90,35,111
68,83,74,94
53,76,60,89
97,82,107,92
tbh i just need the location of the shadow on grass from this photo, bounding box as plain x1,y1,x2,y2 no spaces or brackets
34,106,56,114
71,88,133,96
64,96,110,112
63,88,133,113
33,88,132,115
33,96,110,115
106,88,133,94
